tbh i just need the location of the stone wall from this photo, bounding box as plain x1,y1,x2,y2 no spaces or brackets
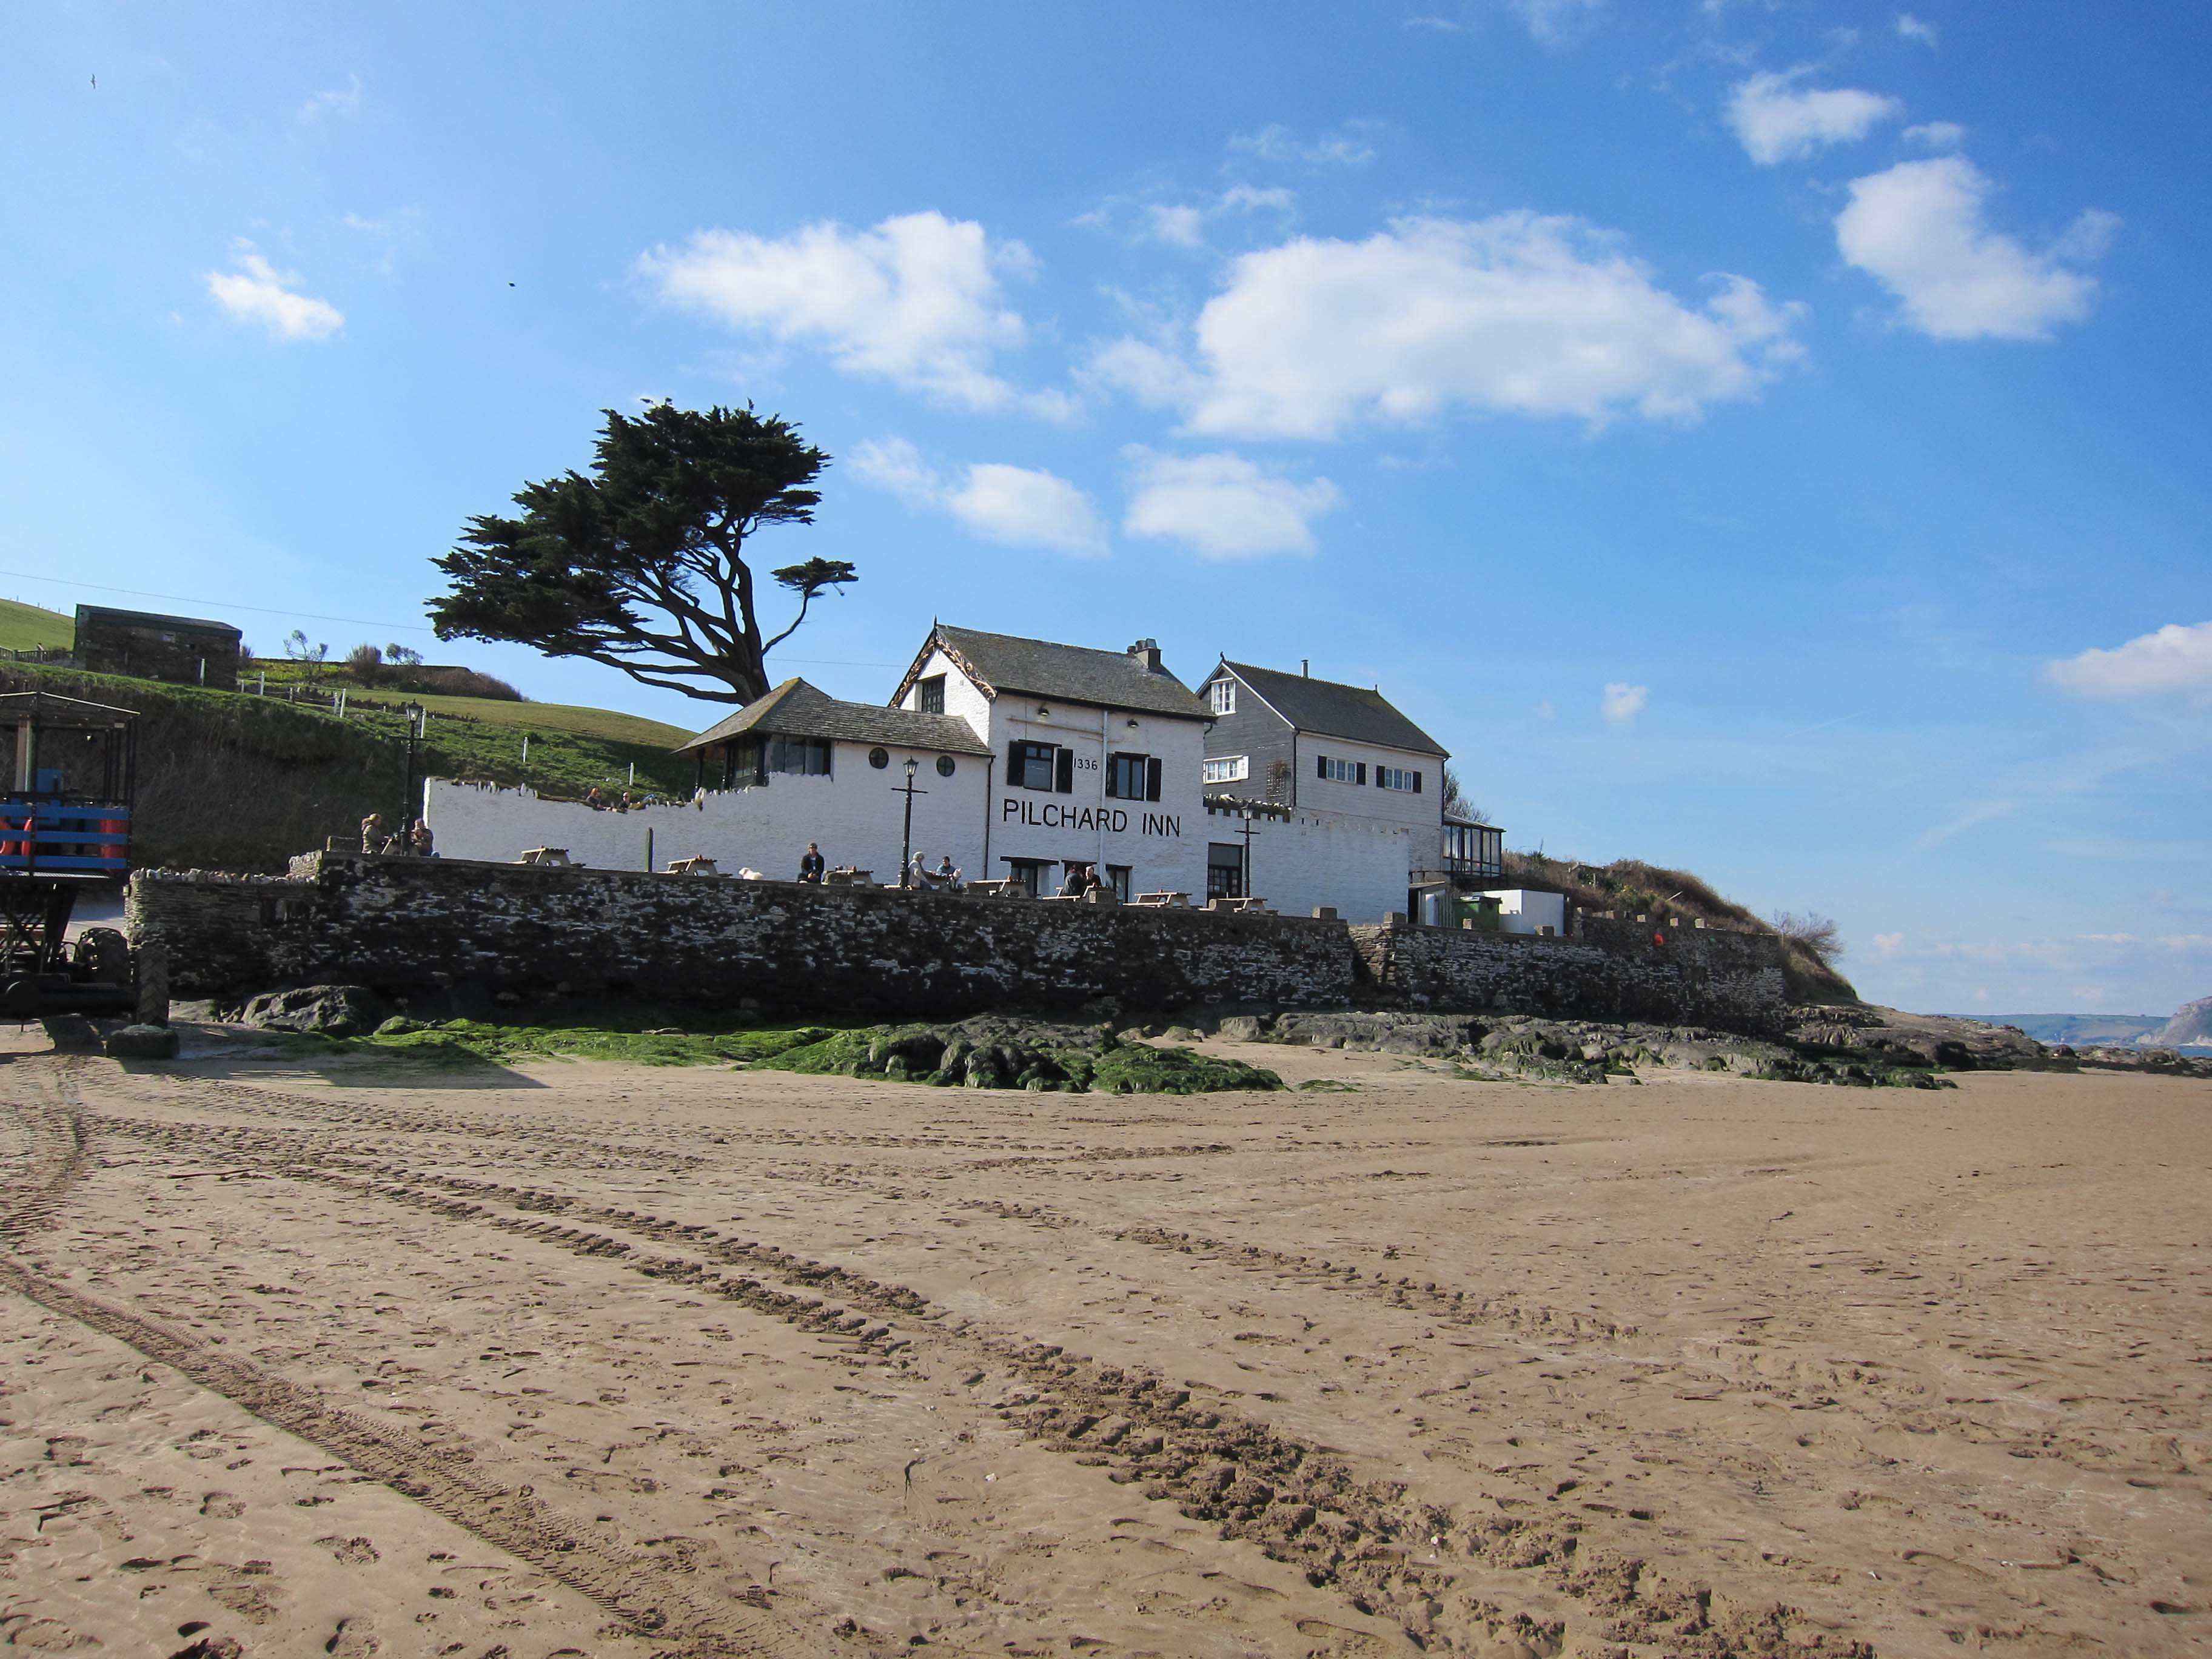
1348,913,1788,1034
130,854,1356,1017
1200,802,1414,923
129,853,1789,1031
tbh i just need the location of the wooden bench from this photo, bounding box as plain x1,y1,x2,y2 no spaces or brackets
666,856,719,876
965,879,1025,897
517,847,572,866
1133,891,1191,908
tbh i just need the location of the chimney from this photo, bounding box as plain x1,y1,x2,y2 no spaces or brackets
1128,638,1162,672
1301,659,1309,677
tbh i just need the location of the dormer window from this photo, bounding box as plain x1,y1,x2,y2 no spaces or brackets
1208,678,1236,715
915,674,945,714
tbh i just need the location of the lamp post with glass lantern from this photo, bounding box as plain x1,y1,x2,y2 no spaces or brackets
894,755,928,887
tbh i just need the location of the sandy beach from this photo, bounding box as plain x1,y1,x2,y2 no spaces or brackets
4,1027,2207,1658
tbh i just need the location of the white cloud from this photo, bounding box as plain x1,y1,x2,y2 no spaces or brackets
640,212,1053,413
1121,449,1342,560
1147,205,1207,248
1871,932,1906,958
1727,69,1902,165
1403,14,1465,32
851,438,1105,557
300,74,362,121
1510,0,1604,42
1836,156,2117,340
1895,13,1939,46
1228,122,1380,167
2048,621,2212,697
1904,121,1965,150
204,248,343,340
1601,682,1649,722
1090,213,1800,440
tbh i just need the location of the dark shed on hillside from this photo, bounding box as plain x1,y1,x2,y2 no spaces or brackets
74,606,241,691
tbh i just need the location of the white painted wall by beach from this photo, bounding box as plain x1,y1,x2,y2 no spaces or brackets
1480,888,1568,936
426,739,990,882
1205,805,1414,922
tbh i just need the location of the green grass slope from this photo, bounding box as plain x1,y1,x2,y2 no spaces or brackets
1504,850,1862,1005
0,659,698,870
0,598,75,654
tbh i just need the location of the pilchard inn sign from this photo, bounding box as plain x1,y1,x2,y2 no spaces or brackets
1000,799,1182,838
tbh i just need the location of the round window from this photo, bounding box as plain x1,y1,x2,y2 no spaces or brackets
868,747,890,769
935,755,956,777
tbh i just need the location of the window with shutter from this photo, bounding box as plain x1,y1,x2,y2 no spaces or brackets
1010,740,1057,791
1055,748,1074,793
1356,762,1367,785
1413,771,1422,794
1316,754,1328,779
1147,756,1162,801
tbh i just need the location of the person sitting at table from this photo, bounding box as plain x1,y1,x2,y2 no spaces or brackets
797,842,825,883
909,851,938,890
935,854,962,890
1059,865,1088,897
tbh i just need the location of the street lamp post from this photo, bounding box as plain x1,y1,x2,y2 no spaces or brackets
895,756,928,888
400,702,426,833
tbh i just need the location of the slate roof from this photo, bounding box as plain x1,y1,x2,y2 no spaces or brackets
674,679,991,756
894,625,1211,720
74,604,239,636
1219,660,1448,757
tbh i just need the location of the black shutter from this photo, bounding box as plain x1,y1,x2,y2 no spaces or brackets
1316,754,1328,779
1412,770,1422,794
1147,756,1162,802
1356,762,1367,785
1376,765,1386,789
1007,739,1024,785
1056,747,1073,793
1104,757,1119,799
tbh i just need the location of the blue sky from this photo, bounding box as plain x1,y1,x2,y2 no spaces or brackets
6,1,2209,1016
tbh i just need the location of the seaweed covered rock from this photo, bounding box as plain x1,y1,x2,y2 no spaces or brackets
756,1016,1282,1094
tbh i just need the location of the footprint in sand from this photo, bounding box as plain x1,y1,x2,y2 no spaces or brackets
325,1614,381,1654
199,1491,245,1518
315,1534,381,1565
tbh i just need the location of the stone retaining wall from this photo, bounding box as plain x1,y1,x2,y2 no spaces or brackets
129,854,1789,1031
1349,913,1788,1034
129,854,1356,1017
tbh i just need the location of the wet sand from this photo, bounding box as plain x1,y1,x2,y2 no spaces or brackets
2,1027,2207,1657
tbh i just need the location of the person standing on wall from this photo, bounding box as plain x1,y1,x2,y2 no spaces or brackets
798,842,825,883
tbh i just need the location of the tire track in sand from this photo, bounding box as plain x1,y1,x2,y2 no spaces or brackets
0,1061,826,1659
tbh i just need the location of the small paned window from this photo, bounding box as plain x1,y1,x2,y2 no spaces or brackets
767,736,831,776
1009,740,1059,791
935,754,956,777
1377,766,1421,792
1201,756,1248,784
868,747,890,769
1005,858,1050,896
916,675,946,715
1105,864,1132,902
1208,678,1236,715
1319,756,1364,785
1106,752,1157,800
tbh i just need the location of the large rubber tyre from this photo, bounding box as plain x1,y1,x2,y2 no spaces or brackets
2,977,39,1016
78,928,132,988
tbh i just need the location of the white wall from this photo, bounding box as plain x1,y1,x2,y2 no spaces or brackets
427,738,990,882
1207,805,1413,922
1481,889,1567,936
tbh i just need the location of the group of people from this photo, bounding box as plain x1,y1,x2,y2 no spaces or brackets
1059,863,1108,897
360,813,435,857
582,786,654,812
792,842,964,890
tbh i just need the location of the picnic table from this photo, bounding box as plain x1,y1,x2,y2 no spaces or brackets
1133,891,1191,907
518,847,572,866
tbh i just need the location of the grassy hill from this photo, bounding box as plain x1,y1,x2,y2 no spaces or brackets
1503,849,1861,1005
0,659,696,870
0,598,75,654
